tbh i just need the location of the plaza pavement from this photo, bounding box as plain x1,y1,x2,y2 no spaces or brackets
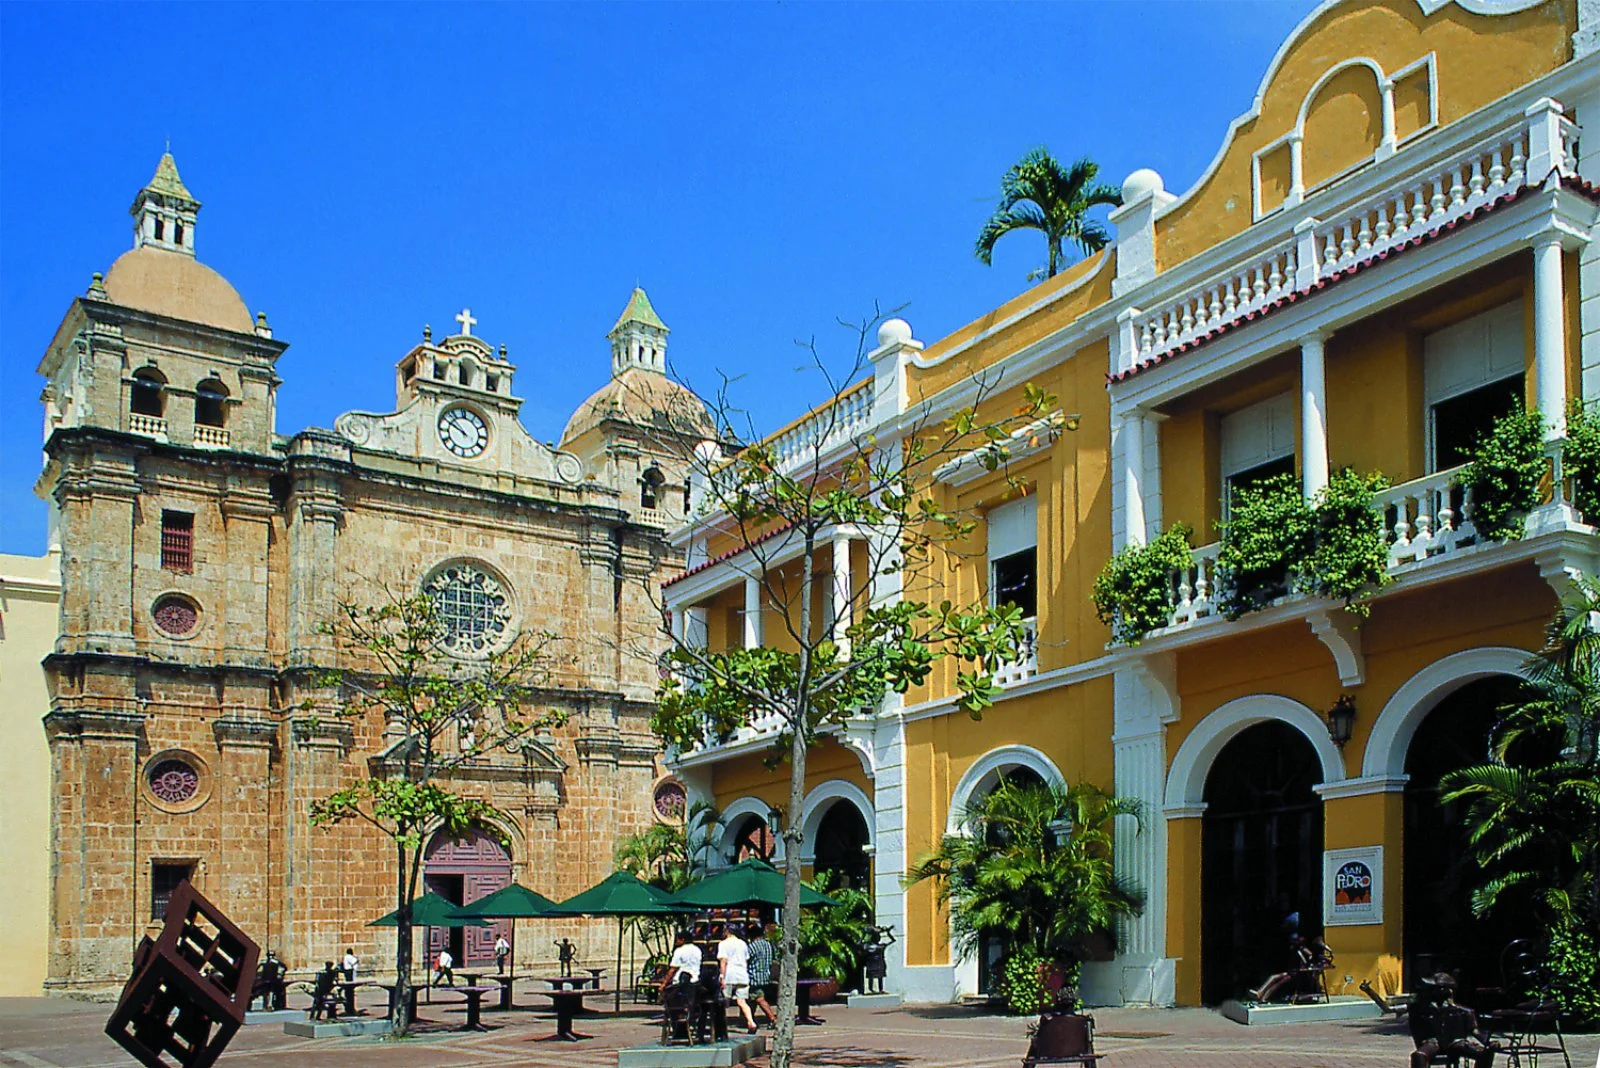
2,992,1596,1068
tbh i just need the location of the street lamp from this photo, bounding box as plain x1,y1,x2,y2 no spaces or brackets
1326,695,1357,748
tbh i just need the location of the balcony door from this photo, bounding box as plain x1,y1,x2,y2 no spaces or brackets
1220,393,1296,519
1424,300,1525,473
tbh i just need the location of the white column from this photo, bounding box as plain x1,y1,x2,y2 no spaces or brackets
670,606,686,646
1533,237,1568,438
1301,332,1331,498
685,606,708,649
1120,409,1148,547
831,532,853,656
743,577,763,648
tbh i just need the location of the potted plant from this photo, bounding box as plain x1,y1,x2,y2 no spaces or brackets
907,779,1144,1015
797,870,873,1002
1091,524,1194,644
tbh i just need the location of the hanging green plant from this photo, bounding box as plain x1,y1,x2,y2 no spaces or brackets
1215,473,1313,620
1563,400,1599,523
1464,402,1545,542
1306,469,1392,618
1090,524,1193,644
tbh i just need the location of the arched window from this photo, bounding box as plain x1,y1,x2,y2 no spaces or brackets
641,466,665,510
131,368,166,417
195,379,229,428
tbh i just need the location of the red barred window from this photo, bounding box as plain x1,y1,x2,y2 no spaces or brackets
161,511,194,573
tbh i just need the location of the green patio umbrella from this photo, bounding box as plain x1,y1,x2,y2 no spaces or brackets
454,883,561,988
546,870,692,1010
369,890,491,928
671,858,841,909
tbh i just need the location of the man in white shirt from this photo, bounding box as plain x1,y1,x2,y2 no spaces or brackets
434,948,455,987
494,934,511,975
660,930,703,995
717,923,757,1034
341,947,359,981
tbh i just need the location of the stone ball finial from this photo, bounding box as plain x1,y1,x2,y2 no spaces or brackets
1121,168,1165,205
878,318,913,347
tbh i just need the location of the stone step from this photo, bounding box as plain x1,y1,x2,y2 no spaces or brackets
1219,994,1383,1026
618,1035,768,1067
282,1017,393,1038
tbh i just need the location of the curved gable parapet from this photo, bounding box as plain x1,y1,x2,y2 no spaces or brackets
1154,0,1573,271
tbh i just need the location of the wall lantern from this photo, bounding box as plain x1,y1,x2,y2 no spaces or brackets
1326,695,1357,748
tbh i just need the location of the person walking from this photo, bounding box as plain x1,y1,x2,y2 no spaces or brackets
434,947,455,987
745,922,778,1027
494,934,510,975
718,923,757,1034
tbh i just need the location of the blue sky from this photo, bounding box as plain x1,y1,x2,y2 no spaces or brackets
0,1,1315,555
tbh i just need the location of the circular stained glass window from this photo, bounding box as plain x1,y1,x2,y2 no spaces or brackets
152,594,200,637
423,562,512,655
149,759,200,804
653,780,687,822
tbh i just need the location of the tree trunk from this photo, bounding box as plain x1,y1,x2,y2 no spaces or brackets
771,540,817,1068
392,842,413,1036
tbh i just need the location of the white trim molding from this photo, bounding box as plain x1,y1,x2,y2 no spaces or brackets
946,744,1068,834
1314,774,1411,801
933,411,1061,486
1360,645,1531,779
1165,693,1346,809
717,795,786,865
798,778,876,863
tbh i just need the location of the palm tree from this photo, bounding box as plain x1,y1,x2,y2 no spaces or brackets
1442,577,1600,1023
975,148,1121,280
907,779,1143,996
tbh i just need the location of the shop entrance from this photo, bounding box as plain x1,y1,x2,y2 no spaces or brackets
812,802,871,891
1403,675,1527,991
1201,721,1324,1005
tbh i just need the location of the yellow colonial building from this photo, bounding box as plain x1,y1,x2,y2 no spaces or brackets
664,0,1599,1007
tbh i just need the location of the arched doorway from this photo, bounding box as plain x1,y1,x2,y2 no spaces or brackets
1403,675,1526,990
1201,721,1324,1004
730,815,776,863
424,826,512,969
972,765,1044,993
812,802,871,890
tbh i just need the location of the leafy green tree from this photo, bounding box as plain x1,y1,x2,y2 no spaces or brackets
975,148,1121,281
306,592,564,1036
907,779,1143,1013
650,312,1067,1068
1442,576,1600,1024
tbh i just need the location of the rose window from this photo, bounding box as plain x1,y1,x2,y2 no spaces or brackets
149,759,200,804
424,563,512,655
152,594,200,637
653,780,687,821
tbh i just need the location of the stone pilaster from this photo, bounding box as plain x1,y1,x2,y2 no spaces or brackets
53,449,140,656
212,714,278,942
283,446,344,665
43,708,144,992
220,477,276,667
282,715,352,968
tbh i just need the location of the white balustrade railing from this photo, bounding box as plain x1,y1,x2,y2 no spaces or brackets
192,424,231,449
1125,100,1576,372
1374,466,1478,566
764,382,875,472
1168,543,1223,628
129,413,168,438
993,617,1039,688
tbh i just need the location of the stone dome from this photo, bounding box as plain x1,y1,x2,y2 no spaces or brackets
102,246,254,334
560,367,714,446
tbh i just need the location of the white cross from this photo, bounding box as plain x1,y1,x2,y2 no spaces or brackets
455,308,477,336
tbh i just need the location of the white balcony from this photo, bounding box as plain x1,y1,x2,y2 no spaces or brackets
993,617,1039,688
1147,460,1589,644
129,413,168,440
192,424,231,449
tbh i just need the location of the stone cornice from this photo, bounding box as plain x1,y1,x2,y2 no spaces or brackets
43,708,145,743
289,715,354,753
80,295,290,361
43,651,282,681
213,714,279,749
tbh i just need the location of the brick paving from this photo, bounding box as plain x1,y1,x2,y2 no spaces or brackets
2,993,1596,1068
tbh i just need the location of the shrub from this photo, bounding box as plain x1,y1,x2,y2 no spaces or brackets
1305,469,1391,618
1215,473,1313,620
1091,524,1194,644
1564,400,1599,523
1464,403,1545,541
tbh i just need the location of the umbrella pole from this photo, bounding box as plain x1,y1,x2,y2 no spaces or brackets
615,916,623,1013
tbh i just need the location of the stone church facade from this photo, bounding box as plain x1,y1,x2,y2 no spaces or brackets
35,155,708,993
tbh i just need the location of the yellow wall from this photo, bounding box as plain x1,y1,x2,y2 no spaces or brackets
0,552,60,996
1156,0,1573,270
1163,564,1556,1003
